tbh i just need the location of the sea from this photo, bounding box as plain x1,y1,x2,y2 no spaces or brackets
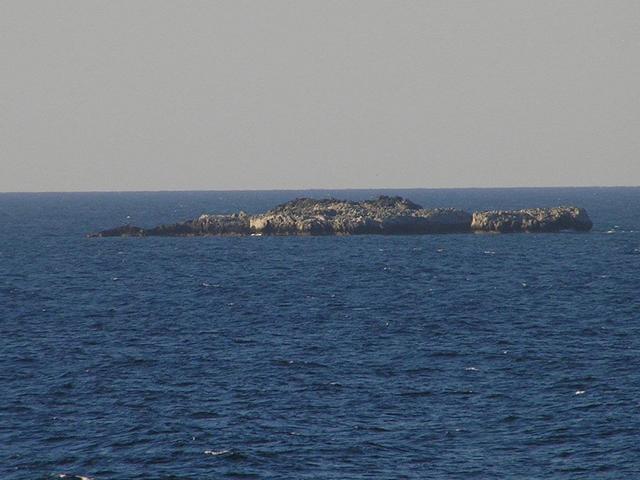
1,187,639,480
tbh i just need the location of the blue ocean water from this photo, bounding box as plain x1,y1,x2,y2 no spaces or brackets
1,187,639,480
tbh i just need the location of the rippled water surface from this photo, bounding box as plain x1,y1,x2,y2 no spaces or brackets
1,188,640,479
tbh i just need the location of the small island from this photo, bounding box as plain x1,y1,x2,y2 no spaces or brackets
89,196,593,237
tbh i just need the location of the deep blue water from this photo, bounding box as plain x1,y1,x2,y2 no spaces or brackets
1,187,639,479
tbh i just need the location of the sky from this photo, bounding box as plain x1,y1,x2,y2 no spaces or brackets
1,1,639,192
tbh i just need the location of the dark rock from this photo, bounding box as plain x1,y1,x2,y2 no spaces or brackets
146,212,251,236
88,224,145,237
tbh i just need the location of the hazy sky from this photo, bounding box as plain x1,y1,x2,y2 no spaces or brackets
1,1,639,192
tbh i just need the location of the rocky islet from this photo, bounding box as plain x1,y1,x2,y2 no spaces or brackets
90,196,593,237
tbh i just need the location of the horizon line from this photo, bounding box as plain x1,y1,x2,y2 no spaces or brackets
1,184,639,195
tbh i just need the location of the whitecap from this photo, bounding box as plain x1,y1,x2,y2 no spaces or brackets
204,449,230,456
575,390,586,395
464,367,479,371
484,250,495,255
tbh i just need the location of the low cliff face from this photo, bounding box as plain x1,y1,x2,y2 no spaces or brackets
147,213,252,236
248,197,471,235
471,207,593,233
89,197,593,237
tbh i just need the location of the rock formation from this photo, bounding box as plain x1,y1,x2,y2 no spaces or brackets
471,207,593,233
89,196,593,237
92,225,146,237
247,197,471,235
